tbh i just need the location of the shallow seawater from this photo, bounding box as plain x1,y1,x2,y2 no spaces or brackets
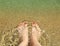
39,30,51,46
0,0,60,46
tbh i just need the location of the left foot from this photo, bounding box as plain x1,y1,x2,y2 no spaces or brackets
17,21,28,46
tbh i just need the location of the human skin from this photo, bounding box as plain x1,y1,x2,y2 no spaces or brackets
29,22,42,46
16,22,41,46
16,22,28,46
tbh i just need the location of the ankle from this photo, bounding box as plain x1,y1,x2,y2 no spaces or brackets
31,38,41,46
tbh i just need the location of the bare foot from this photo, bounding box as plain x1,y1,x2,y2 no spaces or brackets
30,22,42,46
17,21,28,46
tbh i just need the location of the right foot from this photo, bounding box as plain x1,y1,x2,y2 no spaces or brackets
31,22,42,46
32,22,42,40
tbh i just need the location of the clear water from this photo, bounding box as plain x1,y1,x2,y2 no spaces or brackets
39,30,51,46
